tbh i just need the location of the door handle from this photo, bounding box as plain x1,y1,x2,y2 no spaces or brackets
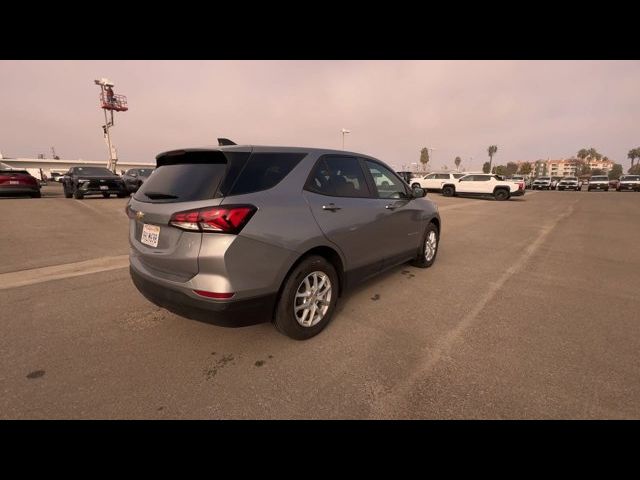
322,204,342,212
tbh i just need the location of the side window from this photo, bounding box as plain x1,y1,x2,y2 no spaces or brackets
435,173,450,180
453,173,465,179
305,156,371,198
228,152,306,196
364,160,408,199
425,174,437,179
477,176,491,181
459,175,472,181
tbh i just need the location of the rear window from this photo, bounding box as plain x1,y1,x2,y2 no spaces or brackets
134,150,305,203
135,151,229,203
226,152,305,196
74,167,113,176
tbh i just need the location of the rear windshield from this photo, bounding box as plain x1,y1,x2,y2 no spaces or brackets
75,167,113,176
1,169,29,175
134,150,305,203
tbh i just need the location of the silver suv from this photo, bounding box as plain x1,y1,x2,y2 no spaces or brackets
127,145,441,339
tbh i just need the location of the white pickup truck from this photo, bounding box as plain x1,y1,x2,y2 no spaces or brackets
441,173,525,201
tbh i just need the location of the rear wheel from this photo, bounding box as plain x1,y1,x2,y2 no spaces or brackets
411,222,439,268
442,185,455,197
273,255,339,340
494,188,510,201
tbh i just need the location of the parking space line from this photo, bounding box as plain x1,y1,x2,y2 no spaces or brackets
370,198,578,417
0,255,130,290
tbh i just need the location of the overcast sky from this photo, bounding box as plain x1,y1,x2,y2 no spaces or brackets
1,60,639,171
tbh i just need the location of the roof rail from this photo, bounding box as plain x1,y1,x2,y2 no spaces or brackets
218,138,237,146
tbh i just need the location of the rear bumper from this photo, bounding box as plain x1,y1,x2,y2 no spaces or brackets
0,186,40,196
130,265,277,327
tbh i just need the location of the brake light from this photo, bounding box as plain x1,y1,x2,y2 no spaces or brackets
169,205,256,234
125,204,136,219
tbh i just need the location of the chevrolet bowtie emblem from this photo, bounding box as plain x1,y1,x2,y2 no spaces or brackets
136,211,144,221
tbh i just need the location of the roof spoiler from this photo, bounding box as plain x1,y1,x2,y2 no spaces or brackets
218,138,237,146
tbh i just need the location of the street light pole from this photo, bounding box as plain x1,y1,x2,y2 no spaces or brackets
341,128,350,150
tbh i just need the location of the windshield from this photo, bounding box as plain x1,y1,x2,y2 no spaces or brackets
621,176,640,181
75,167,114,176
536,177,550,181
137,168,154,176
591,176,608,181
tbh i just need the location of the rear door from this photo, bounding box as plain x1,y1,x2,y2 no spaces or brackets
128,149,249,281
302,155,386,277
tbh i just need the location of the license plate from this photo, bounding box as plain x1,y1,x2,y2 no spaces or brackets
100,185,109,190
141,224,160,248
9,180,19,185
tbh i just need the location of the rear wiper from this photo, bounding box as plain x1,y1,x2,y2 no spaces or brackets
144,192,179,199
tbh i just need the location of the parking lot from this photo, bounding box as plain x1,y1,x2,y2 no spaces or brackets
1,183,639,419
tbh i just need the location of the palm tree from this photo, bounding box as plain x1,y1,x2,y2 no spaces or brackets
628,148,639,169
487,145,498,173
419,148,430,172
454,156,461,171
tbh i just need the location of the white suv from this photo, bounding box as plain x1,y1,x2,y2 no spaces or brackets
441,174,525,201
411,172,466,191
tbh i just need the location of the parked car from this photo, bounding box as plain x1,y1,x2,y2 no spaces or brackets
556,176,580,191
127,146,440,340
121,167,155,193
410,172,466,191
587,175,610,191
395,171,414,184
50,172,66,182
440,173,525,200
510,175,532,189
616,175,640,192
550,176,563,189
62,166,129,199
532,176,552,190
0,166,41,198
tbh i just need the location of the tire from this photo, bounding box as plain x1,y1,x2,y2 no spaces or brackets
442,185,455,197
63,184,73,198
31,191,41,198
411,222,439,269
102,193,110,198
494,188,510,201
605,188,609,192
73,187,84,199
273,255,339,340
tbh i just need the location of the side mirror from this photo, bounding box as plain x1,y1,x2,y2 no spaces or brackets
412,187,426,198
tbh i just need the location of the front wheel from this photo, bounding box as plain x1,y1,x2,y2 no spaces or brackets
102,193,111,198
273,255,339,340
411,222,439,268
73,188,84,199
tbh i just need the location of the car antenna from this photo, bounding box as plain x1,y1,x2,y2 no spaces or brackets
218,138,237,146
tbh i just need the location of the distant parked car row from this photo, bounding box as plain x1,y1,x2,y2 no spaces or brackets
406,171,524,200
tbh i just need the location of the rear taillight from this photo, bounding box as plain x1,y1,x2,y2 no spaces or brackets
169,205,256,234
125,204,136,219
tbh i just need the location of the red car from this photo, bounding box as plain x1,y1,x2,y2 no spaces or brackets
0,165,41,198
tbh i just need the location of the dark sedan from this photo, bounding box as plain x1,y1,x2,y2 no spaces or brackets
121,168,155,193
62,166,128,199
0,167,41,198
